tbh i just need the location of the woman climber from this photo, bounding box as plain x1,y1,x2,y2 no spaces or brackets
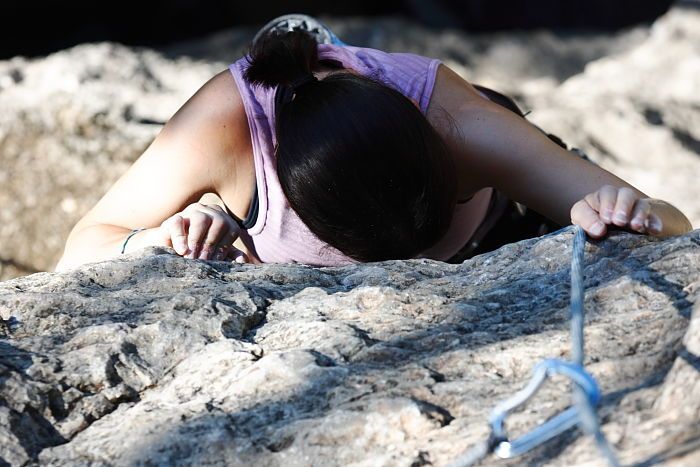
56,14,693,271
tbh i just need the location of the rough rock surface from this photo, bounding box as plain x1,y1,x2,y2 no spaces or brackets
1,2,699,281
1,226,699,465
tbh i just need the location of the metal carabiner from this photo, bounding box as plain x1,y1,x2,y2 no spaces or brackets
488,358,601,458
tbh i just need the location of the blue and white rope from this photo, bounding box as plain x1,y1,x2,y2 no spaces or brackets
449,225,620,467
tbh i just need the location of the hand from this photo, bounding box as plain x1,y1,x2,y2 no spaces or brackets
158,203,249,263
570,185,663,239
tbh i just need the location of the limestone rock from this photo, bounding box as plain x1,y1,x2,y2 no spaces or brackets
1,226,699,465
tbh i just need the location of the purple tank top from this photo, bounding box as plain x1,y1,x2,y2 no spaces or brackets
228,43,493,266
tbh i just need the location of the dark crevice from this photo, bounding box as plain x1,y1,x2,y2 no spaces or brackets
643,108,664,126
46,388,69,421
4,401,67,460
121,104,165,126
422,365,446,383
678,347,700,373
587,137,619,162
266,434,295,453
346,323,379,347
410,450,433,467
633,433,700,467
0,341,33,372
105,353,125,387
309,350,338,368
239,293,275,344
414,399,454,427
671,127,700,155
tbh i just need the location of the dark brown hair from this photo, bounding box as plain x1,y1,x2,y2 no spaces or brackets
244,30,458,262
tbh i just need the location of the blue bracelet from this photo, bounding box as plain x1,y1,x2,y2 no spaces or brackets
120,228,147,254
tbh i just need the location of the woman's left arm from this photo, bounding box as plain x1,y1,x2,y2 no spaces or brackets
430,64,693,239
569,185,692,239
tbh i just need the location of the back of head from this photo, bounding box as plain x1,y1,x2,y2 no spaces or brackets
244,30,458,262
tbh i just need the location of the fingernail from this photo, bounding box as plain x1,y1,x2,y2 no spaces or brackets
614,212,627,223
602,209,613,223
591,221,605,236
175,240,188,255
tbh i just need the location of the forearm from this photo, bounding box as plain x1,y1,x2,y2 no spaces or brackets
453,102,655,226
55,224,164,272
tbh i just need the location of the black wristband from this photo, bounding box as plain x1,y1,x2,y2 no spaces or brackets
120,228,147,254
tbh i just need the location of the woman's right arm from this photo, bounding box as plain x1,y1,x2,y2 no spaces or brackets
56,69,253,271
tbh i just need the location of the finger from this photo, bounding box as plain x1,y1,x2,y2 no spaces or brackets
597,185,618,223
203,218,242,261
212,244,232,261
213,229,243,260
571,199,607,239
234,250,249,264
199,217,229,260
611,187,638,227
183,202,205,213
629,198,651,233
185,211,212,259
644,212,664,235
188,204,242,259
162,215,188,255
203,204,226,214
195,204,228,218
583,190,601,213
225,247,249,264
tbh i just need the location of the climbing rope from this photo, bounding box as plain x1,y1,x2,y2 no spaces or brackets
449,225,620,467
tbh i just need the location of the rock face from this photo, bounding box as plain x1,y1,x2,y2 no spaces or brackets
1,226,699,465
1,3,699,282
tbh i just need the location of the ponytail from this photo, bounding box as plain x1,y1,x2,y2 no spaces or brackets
243,30,320,87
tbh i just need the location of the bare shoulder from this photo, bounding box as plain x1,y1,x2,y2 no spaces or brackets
425,62,497,152
426,63,493,199
73,68,255,232
426,63,487,125
172,69,251,164
152,68,251,174
177,69,256,217
203,69,248,120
